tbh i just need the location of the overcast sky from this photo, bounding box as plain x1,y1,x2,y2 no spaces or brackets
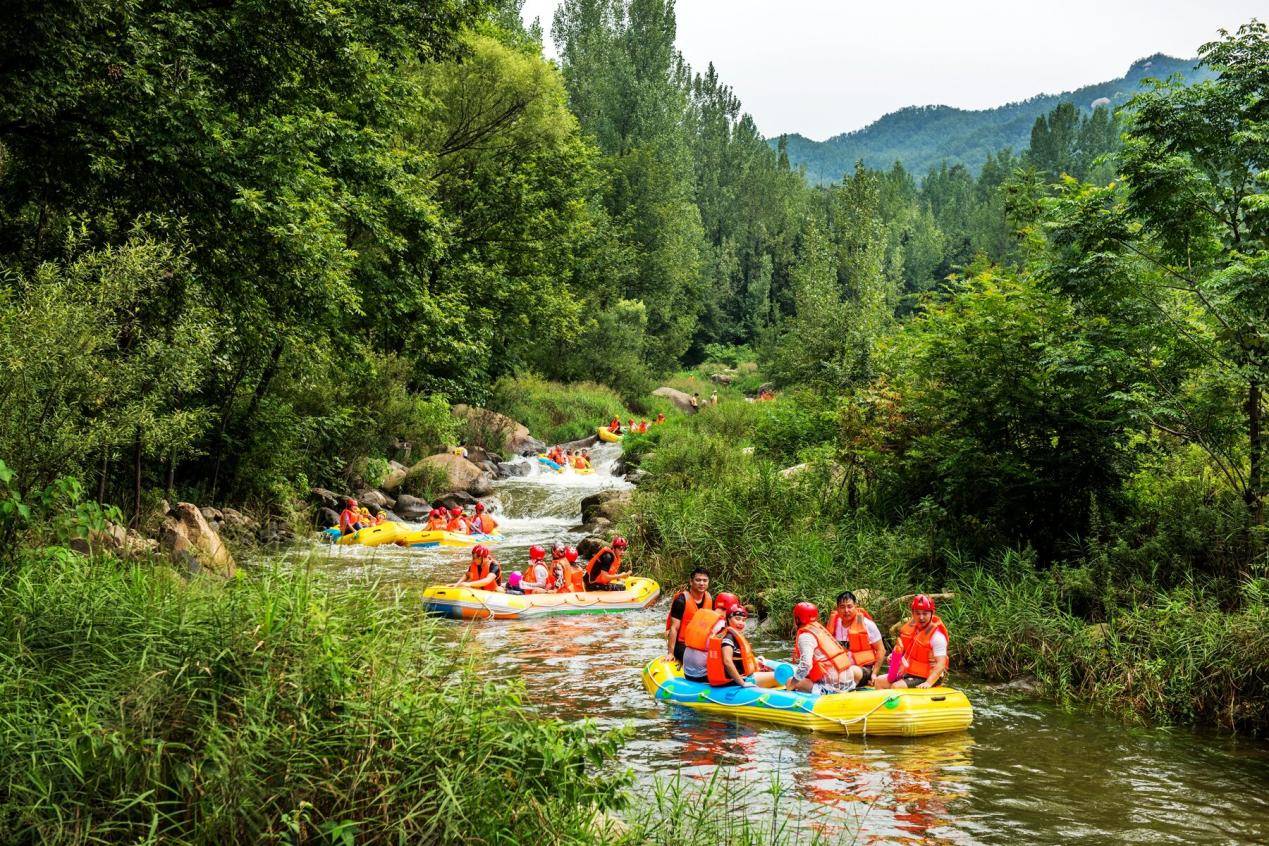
519,0,1262,140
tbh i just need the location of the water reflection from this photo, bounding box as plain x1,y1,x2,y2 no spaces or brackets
285,445,1269,845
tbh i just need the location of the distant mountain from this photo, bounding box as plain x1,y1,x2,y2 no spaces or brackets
778,54,1213,182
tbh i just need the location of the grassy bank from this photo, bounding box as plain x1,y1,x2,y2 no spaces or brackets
489,374,674,445
0,550,628,844
620,396,1269,733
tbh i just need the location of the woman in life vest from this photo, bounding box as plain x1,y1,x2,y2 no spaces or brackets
876,594,949,689
469,501,497,535
826,590,887,687
678,591,733,682
665,568,711,663
455,545,501,591
580,449,593,469
564,546,585,591
704,597,775,687
445,507,469,534
520,545,549,593
789,602,859,694
338,498,364,535
608,417,622,434
583,536,630,591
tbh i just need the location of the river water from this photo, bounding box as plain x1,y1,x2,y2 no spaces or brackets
295,446,1269,844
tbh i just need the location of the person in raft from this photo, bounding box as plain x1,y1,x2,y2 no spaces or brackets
876,594,949,689
424,507,448,531
665,567,712,663
608,417,622,434
583,536,631,591
827,590,886,687
681,594,778,688
455,545,501,590
469,501,498,534
678,590,733,681
519,545,550,593
787,602,859,694
445,506,469,534
338,497,365,535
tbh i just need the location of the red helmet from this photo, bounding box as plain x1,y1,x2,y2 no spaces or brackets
911,594,936,612
472,544,490,559
449,507,462,517
347,498,358,507
565,546,578,563
714,592,740,614
529,544,545,561
612,536,628,550
793,602,819,626
475,502,485,513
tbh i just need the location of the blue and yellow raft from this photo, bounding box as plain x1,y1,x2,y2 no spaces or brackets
643,656,973,737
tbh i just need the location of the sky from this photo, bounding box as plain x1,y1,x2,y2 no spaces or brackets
519,0,1263,140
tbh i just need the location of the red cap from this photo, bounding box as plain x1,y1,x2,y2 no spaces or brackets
911,594,935,612
472,544,490,559
475,502,485,512
612,536,628,549
714,592,740,614
449,507,461,517
565,546,578,563
529,544,545,560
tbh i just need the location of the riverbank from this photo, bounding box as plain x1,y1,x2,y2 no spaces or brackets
618,395,1269,734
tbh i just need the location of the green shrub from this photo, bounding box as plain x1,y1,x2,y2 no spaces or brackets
362,456,391,488
490,374,632,445
0,552,628,843
397,461,451,500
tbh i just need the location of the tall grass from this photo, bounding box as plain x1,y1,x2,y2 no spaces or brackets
489,374,636,445
0,548,628,844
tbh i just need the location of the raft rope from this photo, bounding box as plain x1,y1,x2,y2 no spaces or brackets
643,659,901,737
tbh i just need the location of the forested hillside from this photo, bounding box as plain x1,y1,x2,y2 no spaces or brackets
780,53,1212,181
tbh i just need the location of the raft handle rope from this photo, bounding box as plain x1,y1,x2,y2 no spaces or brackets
643,659,901,737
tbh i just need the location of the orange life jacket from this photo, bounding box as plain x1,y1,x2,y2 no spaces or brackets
586,546,622,584
464,558,500,588
706,627,756,686
666,590,713,642
826,608,878,666
339,508,360,534
567,564,585,592
897,615,949,681
609,418,620,432
446,517,469,534
793,620,855,682
470,513,496,534
681,608,724,651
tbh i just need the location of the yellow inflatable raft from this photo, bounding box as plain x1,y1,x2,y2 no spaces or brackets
336,522,405,546
397,529,501,548
596,426,623,443
423,576,660,620
643,657,973,737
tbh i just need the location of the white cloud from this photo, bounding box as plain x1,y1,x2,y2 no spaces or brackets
519,0,1261,139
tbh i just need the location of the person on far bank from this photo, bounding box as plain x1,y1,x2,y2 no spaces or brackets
583,536,631,591
827,590,885,687
665,568,712,663
689,393,700,412
710,390,718,406
876,594,949,689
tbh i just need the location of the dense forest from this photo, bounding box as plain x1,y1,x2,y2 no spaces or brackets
1,0,1268,841
780,53,1213,180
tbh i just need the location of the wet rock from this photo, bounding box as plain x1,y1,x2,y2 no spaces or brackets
310,487,341,510
434,491,478,511
393,494,430,521
159,502,235,578
70,521,159,561
257,518,295,546
451,405,545,456
315,507,340,529
221,507,258,532
200,506,224,527
497,461,531,478
576,535,608,561
355,489,396,510
652,386,694,413
575,517,612,535
580,489,632,525
557,434,599,451
624,468,647,485
991,676,1043,695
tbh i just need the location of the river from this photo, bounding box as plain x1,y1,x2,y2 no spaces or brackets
293,445,1269,844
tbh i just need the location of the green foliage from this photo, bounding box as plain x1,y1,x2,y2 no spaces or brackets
0,553,629,843
396,462,452,501
750,393,837,467
489,374,632,444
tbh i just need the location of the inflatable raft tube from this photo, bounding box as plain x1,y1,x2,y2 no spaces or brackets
537,455,564,471
596,426,623,443
642,657,973,737
397,529,502,549
423,576,660,620
336,522,406,547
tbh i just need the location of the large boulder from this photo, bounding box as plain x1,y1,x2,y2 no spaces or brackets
415,453,491,496
381,461,409,491
159,503,236,578
652,387,695,413
497,461,531,478
433,491,479,511
315,507,340,529
558,434,599,451
70,521,159,561
355,489,396,510
580,489,633,525
710,371,736,385
310,487,342,510
452,404,545,456
257,518,295,547
393,494,430,521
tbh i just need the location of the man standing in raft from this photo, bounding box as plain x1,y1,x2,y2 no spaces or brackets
455,545,501,591
827,590,886,687
583,536,631,591
665,568,712,664
877,594,949,689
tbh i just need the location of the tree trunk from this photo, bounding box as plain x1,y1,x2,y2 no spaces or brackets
98,450,109,504
132,427,143,529
1247,378,1264,575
